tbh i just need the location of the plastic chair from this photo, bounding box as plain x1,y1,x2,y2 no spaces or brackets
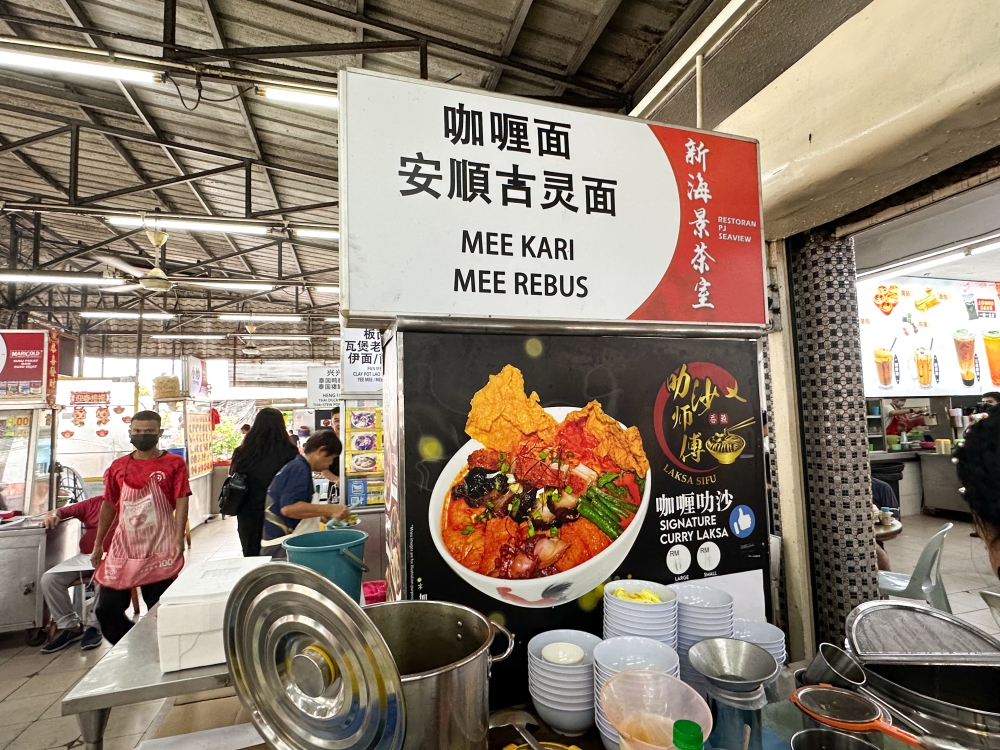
981,591,1000,629
878,522,953,612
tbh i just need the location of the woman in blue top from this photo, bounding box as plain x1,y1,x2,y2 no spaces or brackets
263,430,348,544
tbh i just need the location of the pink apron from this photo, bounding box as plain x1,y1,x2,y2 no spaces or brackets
95,463,183,590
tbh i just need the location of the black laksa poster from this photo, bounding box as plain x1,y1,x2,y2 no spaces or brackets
397,331,768,703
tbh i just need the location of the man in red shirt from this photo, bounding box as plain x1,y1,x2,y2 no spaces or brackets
92,410,191,644
39,495,118,653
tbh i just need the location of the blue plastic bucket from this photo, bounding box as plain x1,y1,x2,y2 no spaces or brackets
283,528,369,600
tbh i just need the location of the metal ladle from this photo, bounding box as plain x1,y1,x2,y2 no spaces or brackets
489,709,545,750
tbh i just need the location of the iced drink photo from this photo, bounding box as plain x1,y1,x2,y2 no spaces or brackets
915,347,933,388
874,348,894,388
953,330,977,387
985,331,1000,386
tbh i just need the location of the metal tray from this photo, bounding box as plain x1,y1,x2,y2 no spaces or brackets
846,600,1000,666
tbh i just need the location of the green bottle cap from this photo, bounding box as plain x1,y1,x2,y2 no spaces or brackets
672,719,704,750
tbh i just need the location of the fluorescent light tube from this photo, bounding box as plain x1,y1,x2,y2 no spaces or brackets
294,229,339,240
229,335,311,341
80,311,174,320
324,317,340,322
0,271,125,286
185,281,275,292
108,216,270,236
0,50,161,83
316,286,340,294
218,314,302,322
258,86,338,108
150,334,226,340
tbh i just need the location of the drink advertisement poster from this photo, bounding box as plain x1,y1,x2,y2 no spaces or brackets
388,331,768,702
858,276,1000,397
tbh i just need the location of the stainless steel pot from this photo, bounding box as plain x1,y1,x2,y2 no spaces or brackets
791,729,880,750
863,663,1000,749
365,600,513,750
225,563,513,750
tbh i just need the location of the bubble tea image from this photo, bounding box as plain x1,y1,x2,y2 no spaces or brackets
985,331,1000,386
953,330,977,387
874,348,894,388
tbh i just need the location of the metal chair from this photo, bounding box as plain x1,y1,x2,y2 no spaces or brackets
981,591,1000,629
878,522,953,612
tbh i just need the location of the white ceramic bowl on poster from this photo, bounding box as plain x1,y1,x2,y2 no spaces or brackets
428,406,651,608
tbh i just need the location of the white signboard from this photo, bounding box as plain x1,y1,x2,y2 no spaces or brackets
307,365,341,408
341,328,383,394
858,276,1000,396
340,70,766,327
186,356,208,398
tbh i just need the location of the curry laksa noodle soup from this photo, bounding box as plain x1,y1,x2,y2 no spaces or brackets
429,365,651,607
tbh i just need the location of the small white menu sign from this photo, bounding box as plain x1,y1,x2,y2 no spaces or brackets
307,365,341,408
341,328,383,394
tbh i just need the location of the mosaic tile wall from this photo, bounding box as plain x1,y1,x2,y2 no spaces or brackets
789,233,880,643
760,336,788,631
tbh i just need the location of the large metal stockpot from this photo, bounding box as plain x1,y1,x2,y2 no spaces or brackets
224,562,513,750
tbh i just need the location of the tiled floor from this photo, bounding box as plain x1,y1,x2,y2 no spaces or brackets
0,516,243,750
881,512,1000,635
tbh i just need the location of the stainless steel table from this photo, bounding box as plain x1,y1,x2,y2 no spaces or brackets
62,606,232,750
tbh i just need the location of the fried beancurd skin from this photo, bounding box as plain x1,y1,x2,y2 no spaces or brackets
565,401,650,476
465,364,558,454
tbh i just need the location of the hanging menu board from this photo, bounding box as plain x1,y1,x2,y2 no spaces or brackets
858,276,1000,396
186,409,214,478
340,70,766,328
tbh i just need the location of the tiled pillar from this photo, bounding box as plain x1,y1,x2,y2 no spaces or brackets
788,233,880,644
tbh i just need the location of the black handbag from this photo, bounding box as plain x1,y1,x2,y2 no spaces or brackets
219,471,249,517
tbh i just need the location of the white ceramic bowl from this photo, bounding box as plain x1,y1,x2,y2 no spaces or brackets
604,604,678,622
428,406,652,608
528,630,602,665
604,613,677,627
677,623,734,637
604,580,677,607
532,696,595,736
673,584,734,608
529,681,593,708
594,637,680,674
603,619,677,637
733,618,785,643
529,660,593,682
529,666,594,691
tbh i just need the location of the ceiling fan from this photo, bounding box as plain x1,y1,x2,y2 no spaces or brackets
238,324,297,356
90,229,192,293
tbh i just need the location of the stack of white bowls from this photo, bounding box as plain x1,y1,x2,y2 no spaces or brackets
673,583,735,694
593,636,680,750
733,618,786,667
527,629,601,736
603,579,678,650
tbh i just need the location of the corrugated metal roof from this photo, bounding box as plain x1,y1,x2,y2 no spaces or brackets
0,0,712,357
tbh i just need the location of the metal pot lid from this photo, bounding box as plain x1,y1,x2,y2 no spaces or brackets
846,600,1000,666
224,562,405,750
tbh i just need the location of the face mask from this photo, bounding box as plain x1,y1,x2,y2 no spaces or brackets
130,433,159,452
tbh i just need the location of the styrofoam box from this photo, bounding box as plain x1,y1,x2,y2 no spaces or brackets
158,556,270,673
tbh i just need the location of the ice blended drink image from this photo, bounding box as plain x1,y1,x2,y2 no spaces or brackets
874,348,894,388
985,331,1000,386
953,330,977,387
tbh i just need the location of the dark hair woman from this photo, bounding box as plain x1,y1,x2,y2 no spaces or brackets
955,406,1000,579
230,408,299,556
